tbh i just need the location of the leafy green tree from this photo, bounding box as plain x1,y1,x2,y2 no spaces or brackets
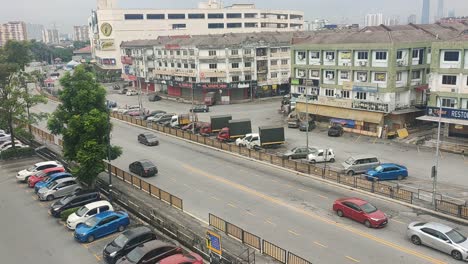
48,65,121,185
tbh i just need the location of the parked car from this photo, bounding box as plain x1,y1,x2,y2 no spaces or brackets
107,100,117,108
50,190,102,218
328,124,344,137
137,133,159,146
37,177,82,201
181,122,204,133
298,120,316,132
333,197,388,228
129,160,158,177
151,113,176,124
287,119,300,128
74,211,130,243
148,93,162,102
67,200,113,229
28,167,66,188
119,88,128,95
35,172,73,193
0,132,11,143
282,146,318,160
307,149,335,163
407,222,468,261
159,253,204,264
127,110,142,117
117,105,140,114
103,226,157,264
143,110,166,120
126,90,138,96
116,240,182,264
0,143,28,152
146,113,167,122
16,160,63,182
190,104,209,113
342,155,380,176
365,163,408,181
235,133,258,147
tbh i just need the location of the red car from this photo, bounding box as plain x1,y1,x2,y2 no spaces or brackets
27,167,66,188
332,197,388,228
159,253,203,264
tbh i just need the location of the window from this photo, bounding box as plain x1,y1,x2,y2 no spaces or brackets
188,13,205,19
440,98,456,108
232,76,240,82
244,13,257,18
357,72,367,82
147,14,164,19
209,50,216,56
208,23,224,29
168,14,186,19
245,75,252,81
356,92,367,100
310,51,320,59
412,49,421,58
208,13,224,19
183,50,188,56
357,51,368,60
340,71,349,79
297,51,306,61
281,59,288,65
282,72,289,76
231,63,239,68
310,70,319,78
375,51,387,60
325,51,335,60
227,23,242,28
341,90,350,98
244,23,257,28
231,49,238,55
297,86,306,94
172,24,186,29
209,77,218,83
412,70,421,79
183,63,188,69
271,72,278,78
374,72,387,82
442,75,457,85
244,62,251,67
124,14,144,20
444,51,460,62
244,49,251,55
271,60,278,66
170,51,174,55
325,89,335,97
191,63,196,69
396,71,403,82
325,70,335,79
177,63,181,68
281,48,288,53
396,50,403,59
271,48,278,53
209,64,217,69
227,13,242,18
461,99,468,109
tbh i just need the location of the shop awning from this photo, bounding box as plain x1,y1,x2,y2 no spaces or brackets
296,102,384,124
417,115,468,126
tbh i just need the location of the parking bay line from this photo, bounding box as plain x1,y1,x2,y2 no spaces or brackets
288,229,300,236
182,164,447,264
346,256,360,263
83,233,120,248
94,254,102,261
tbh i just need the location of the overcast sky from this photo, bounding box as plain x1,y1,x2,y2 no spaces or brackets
1,0,467,33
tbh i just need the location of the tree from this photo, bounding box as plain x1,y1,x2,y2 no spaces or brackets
48,65,121,186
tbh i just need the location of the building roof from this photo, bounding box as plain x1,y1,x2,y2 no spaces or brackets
73,46,91,54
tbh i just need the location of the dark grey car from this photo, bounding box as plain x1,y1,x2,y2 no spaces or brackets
282,147,318,159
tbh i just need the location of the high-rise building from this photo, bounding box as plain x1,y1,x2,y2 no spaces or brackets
436,0,444,20
384,17,399,26
73,25,89,42
407,14,417,24
42,29,59,44
365,13,383,27
26,23,44,41
0,21,27,46
421,0,430,24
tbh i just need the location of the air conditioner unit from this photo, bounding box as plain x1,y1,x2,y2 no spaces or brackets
326,74,334,80
326,55,334,61
359,75,367,82
451,88,456,93
359,61,367,66
298,71,305,77
397,60,404,66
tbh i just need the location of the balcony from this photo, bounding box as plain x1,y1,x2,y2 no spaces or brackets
229,67,243,72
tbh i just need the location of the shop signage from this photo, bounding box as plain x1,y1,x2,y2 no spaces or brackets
195,83,228,89
352,100,389,112
291,79,300,85
427,107,468,120
100,39,115,51
352,85,378,93
165,44,180,50
229,81,257,89
316,96,353,108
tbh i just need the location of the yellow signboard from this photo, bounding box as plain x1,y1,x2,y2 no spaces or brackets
397,128,409,139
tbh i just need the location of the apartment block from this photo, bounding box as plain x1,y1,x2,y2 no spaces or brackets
73,25,89,42
0,21,27,46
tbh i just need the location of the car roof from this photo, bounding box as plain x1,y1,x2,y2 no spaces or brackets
348,154,378,160
380,163,403,168
159,253,198,264
339,197,368,206
43,167,65,173
93,210,117,220
85,200,111,209
122,226,153,239
53,177,76,184
423,222,453,233
50,172,72,178
35,160,61,167
139,240,174,253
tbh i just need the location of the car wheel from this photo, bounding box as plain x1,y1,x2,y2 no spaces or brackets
337,210,344,217
397,175,403,181
451,250,462,260
118,225,125,232
411,235,421,245
364,220,372,228
330,158,335,163
347,171,355,176
288,156,292,160
87,235,95,243
310,160,316,164
46,195,54,201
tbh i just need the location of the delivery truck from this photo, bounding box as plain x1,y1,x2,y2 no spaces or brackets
170,114,197,128
217,119,252,142
246,126,285,149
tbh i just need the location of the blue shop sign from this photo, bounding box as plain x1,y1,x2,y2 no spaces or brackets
427,107,468,120
352,85,378,93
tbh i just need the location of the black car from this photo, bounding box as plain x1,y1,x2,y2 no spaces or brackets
137,133,159,146
129,160,158,177
328,124,344,137
103,226,157,264
49,190,101,218
299,120,316,131
148,93,162,102
190,104,209,113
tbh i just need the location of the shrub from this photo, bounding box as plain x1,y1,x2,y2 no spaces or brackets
60,207,80,221
0,147,35,160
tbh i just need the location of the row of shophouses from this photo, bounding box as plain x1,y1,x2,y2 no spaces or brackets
120,22,468,141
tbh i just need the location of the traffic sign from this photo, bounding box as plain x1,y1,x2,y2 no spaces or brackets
206,230,222,255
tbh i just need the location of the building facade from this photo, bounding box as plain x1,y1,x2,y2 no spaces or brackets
290,24,468,137
42,29,59,44
365,13,383,27
421,0,430,24
0,21,27,46
89,0,303,71
120,32,294,103
26,23,44,41
73,25,89,42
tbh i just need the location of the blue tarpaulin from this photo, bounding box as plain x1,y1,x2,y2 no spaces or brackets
330,118,355,128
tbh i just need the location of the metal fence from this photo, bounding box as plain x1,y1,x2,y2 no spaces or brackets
109,112,468,221
209,213,312,264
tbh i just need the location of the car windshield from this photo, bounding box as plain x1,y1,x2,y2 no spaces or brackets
446,229,467,244
43,176,50,182
83,216,99,228
141,161,154,168
126,246,145,263
360,203,378,214
75,206,88,217
345,157,354,165
36,171,46,177
145,134,156,139
113,234,129,248
46,181,58,189
374,166,384,172
27,165,37,172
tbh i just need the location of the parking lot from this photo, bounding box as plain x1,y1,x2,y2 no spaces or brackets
0,157,128,264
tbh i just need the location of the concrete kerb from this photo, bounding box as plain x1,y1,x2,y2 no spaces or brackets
112,117,468,226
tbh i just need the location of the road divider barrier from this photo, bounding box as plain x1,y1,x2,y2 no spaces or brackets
209,213,312,264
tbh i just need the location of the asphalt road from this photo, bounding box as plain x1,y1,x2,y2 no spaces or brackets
32,99,466,264
0,157,98,264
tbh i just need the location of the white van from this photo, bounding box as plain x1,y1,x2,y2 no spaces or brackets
66,200,113,230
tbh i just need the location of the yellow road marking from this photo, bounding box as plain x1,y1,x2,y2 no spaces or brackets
39,203,45,207
354,135,361,143
271,179,278,183
211,196,220,201
391,219,406,225
245,211,255,216
288,229,300,236
228,203,237,208
94,254,101,261
314,241,327,248
265,219,276,226
346,256,360,263
298,188,307,192
84,233,119,248
317,194,329,199
182,164,447,264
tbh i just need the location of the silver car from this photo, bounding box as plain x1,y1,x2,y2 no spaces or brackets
37,177,81,201
407,221,468,261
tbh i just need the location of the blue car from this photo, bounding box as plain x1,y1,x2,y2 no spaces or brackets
365,163,408,181
74,211,130,243
34,172,73,193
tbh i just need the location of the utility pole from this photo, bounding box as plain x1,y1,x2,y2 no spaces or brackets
192,82,195,134
106,100,112,203
305,91,309,150
432,98,442,208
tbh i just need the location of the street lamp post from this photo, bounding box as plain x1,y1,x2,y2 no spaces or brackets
432,97,443,208
305,90,309,150
106,100,112,203
192,82,195,134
